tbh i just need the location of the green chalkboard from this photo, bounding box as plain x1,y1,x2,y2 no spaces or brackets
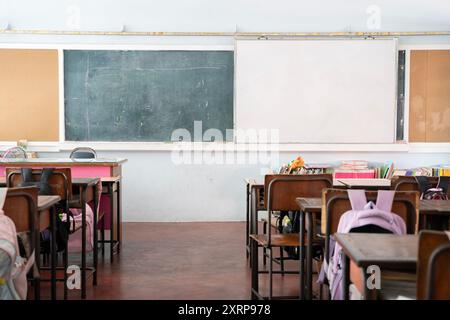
64,50,234,142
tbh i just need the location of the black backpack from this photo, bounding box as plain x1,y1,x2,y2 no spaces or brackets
415,176,449,200
19,168,69,253
277,210,323,260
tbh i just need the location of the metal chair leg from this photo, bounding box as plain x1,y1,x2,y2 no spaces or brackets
269,248,273,300
63,243,68,300
263,221,267,266
101,217,105,257
279,246,285,275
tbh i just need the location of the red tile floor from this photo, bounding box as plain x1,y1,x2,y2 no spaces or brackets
37,222,305,300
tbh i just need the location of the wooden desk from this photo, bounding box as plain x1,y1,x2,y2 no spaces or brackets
0,158,126,265
37,195,60,300
37,195,61,231
419,199,450,230
0,158,127,177
296,197,322,300
100,176,122,262
335,233,418,300
244,178,264,260
72,177,100,299
420,199,450,214
333,178,391,189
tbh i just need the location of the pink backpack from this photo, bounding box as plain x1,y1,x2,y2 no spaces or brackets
0,188,36,300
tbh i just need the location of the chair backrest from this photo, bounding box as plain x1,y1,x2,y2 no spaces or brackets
322,188,419,260
6,168,72,211
70,147,97,159
264,174,333,211
417,230,450,300
3,187,38,234
427,243,450,300
392,176,450,198
264,174,332,246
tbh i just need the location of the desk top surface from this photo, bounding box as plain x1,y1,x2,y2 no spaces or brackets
0,158,127,166
245,177,391,188
420,199,450,214
335,233,418,268
0,177,100,187
72,177,100,186
295,197,322,212
37,195,61,211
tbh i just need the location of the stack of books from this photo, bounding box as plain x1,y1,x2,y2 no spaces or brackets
301,163,334,174
375,162,395,179
432,165,450,177
392,167,433,177
333,160,375,179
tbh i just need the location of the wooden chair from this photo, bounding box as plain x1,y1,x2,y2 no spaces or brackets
6,168,73,299
7,168,102,299
392,175,450,230
6,168,72,211
427,244,450,299
321,188,419,299
392,176,450,197
262,174,332,270
3,187,39,299
250,174,332,299
417,230,450,300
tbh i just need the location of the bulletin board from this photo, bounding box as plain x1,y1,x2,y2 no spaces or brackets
0,49,59,141
409,50,450,142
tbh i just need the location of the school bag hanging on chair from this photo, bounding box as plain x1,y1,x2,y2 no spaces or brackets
0,188,36,300
18,168,69,254
318,190,406,300
415,176,449,200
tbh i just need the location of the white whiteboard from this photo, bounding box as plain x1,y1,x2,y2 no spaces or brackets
234,39,398,143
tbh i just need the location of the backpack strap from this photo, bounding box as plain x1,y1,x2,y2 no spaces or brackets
0,188,6,210
375,190,395,212
21,168,33,183
39,168,54,195
415,176,430,197
347,190,367,210
436,176,449,194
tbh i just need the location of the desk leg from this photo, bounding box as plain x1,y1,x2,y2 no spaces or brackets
249,187,257,269
306,211,313,300
109,184,114,263
50,206,57,300
246,183,250,258
93,184,98,286
34,219,41,300
250,238,259,299
117,180,122,254
299,211,305,300
81,189,87,299
342,254,350,300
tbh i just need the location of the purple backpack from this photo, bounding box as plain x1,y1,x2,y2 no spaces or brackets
320,190,406,300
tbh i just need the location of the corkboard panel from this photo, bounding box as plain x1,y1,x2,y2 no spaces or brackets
409,51,428,142
0,49,59,141
426,51,450,142
409,50,450,142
